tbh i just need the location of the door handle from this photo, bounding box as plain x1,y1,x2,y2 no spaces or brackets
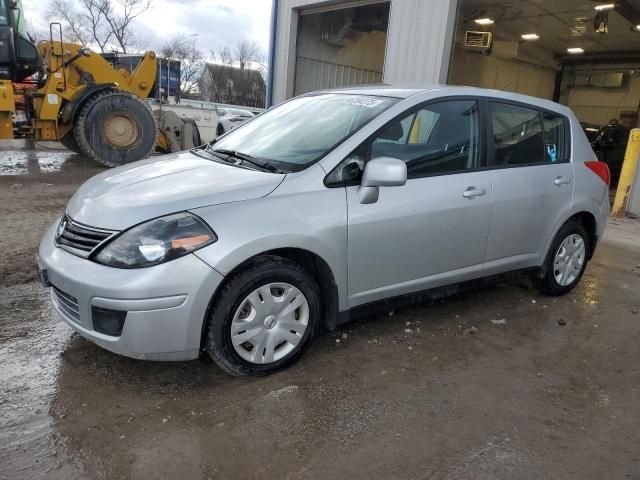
554,176,571,186
463,187,487,198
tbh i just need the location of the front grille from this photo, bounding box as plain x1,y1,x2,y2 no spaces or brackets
52,287,80,324
56,216,117,257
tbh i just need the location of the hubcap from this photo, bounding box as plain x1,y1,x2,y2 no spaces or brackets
101,112,139,148
553,234,586,286
230,283,309,364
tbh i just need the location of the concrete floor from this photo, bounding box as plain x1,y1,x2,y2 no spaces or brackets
1,142,640,479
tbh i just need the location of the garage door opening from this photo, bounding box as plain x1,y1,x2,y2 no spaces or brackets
293,2,390,96
449,0,640,189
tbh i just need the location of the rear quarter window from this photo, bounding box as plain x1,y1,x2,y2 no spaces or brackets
489,101,571,166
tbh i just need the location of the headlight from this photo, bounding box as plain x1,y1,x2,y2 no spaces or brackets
93,212,216,268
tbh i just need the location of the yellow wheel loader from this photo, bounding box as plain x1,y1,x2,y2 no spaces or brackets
0,1,199,167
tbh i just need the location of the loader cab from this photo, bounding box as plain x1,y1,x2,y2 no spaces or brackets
0,0,40,81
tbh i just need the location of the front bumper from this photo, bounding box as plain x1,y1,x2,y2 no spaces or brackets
38,221,224,361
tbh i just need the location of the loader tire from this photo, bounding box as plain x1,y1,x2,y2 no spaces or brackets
59,132,82,154
74,90,157,168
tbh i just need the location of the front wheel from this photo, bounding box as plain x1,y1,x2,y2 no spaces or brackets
74,91,157,167
206,256,320,376
533,220,589,296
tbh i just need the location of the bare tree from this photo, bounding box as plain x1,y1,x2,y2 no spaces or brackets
160,34,205,97
212,46,234,66
235,40,261,71
211,41,265,71
48,0,113,52
99,0,152,54
47,0,151,53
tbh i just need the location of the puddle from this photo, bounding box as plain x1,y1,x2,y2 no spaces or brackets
0,150,84,176
0,283,75,479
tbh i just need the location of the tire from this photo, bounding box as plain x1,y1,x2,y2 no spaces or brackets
59,132,82,154
206,256,320,376
217,123,225,137
74,90,158,168
182,117,202,146
532,220,590,296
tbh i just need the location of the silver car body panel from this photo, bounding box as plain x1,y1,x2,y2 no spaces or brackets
39,221,223,360
38,85,609,360
66,151,285,230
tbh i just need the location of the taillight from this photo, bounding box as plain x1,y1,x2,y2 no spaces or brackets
585,161,610,186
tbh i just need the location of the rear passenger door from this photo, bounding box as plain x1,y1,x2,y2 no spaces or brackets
484,101,573,274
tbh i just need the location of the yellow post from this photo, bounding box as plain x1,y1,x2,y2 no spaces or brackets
612,128,640,218
0,80,15,139
409,116,421,144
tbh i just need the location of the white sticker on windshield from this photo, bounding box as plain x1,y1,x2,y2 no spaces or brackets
344,97,384,108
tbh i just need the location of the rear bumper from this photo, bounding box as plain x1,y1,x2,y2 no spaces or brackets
38,221,224,361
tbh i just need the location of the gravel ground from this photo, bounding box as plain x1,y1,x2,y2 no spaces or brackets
1,141,640,479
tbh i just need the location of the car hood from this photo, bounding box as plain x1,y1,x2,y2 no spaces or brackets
66,151,285,230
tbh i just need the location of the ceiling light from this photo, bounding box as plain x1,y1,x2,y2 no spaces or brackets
567,47,585,54
594,3,615,11
636,25,640,31
474,18,494,25
521,33,539,40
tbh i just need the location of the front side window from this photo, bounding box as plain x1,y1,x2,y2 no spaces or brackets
491,102,546,166
211,94,398,172
370,100,480,177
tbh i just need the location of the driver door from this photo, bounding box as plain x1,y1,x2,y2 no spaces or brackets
343,99,493,307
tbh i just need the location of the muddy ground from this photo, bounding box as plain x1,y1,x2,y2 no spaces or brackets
1,141,640,479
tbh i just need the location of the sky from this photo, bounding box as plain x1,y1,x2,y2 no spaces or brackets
22,0,272,57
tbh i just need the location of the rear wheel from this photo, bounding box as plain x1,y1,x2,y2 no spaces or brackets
206,256,320,376
217,123,225,137
74,91,157,167
533,220,589,296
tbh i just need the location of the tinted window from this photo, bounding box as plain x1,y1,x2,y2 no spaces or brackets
491,103,544,166
371,100,480,177
543,112,566,162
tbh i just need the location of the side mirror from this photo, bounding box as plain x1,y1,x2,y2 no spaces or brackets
358,157,407,204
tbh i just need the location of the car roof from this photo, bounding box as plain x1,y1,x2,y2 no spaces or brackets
310,84,572,116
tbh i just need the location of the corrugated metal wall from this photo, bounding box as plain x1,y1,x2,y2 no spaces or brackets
383,0,458,85
271,0,458,105
294,57,383,95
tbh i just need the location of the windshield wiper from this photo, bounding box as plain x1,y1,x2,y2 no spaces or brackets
208,148,281,173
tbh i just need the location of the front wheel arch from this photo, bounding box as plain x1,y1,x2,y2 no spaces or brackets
199,248,339,352
203,255,322,376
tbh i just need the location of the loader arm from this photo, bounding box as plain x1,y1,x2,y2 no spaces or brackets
32,41,157,140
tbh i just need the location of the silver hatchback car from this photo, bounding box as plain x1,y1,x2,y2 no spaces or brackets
37,86,610,376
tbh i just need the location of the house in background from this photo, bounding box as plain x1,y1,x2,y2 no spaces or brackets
199,64,266,108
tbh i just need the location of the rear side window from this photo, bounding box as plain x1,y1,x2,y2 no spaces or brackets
490,102,544,166
490,102,569,166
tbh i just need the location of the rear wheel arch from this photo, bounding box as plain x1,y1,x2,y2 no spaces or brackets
566,211,598,259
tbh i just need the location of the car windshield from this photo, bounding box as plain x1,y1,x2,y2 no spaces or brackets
207,93,398,172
